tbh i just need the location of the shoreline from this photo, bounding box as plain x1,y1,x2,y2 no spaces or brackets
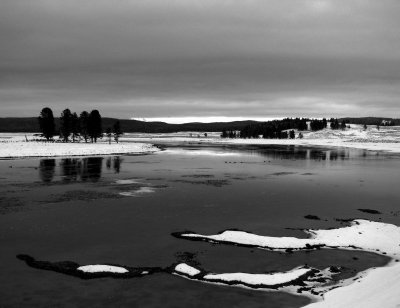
123,136,400,154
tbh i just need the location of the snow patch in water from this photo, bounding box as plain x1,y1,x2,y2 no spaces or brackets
77,265,129,274
119,187,155,197
115,179,142,185
175,263,201,276
203,267,312,286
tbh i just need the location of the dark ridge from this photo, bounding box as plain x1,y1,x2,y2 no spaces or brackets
304,215,321,220
0,117,257,133
335,218,356,223
357,209,382,214
16,254,163,279
339,117,400,126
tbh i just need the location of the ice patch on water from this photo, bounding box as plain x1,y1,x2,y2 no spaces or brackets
175,263,201,276
115,179,142,185
119,187,155,197
203,266,312,286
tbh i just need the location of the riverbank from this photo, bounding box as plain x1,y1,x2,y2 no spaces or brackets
121,125,400,154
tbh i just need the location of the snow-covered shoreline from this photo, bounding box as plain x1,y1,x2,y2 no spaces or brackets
121,125,400,154
176,220,400,308
0,137,159,158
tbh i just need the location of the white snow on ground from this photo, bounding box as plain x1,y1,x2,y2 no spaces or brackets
181,220,400,307
0,134,159,158
121,125,400,154
304,263,400,308
77,265,129,274
203,267,312,286
174,263,201,276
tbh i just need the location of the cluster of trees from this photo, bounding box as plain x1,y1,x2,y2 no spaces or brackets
221,130,238,138
237,118,308,139
38,107,123,143
310,118,327,131
329,118,347,130
221,117,352,139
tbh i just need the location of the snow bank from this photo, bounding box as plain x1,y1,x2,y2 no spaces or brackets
77,265,129,273
304,262,400,308
203,267,312,286
179,220,400,257
174,263,201,276
0,140,159,158
177,220,400,307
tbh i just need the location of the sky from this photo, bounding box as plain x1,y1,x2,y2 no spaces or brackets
1,0,400,122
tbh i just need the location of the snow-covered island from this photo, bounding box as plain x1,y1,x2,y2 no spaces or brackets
0,133,159,158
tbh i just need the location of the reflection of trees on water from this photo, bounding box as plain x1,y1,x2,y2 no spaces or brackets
60,158,80,182
249,146,354,161
39,159,56,183
81,157,103,182
105,156,122,174
39,157,116,183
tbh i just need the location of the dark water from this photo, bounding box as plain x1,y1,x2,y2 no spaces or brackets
0,145,399,307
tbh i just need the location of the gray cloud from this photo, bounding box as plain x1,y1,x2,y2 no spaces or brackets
1,0,399,118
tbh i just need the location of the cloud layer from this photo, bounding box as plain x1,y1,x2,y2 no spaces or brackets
1,0,399,118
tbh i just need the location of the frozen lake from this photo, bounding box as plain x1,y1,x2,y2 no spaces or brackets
1,144,399,307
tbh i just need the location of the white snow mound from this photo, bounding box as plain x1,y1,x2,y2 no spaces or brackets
77,265,129,274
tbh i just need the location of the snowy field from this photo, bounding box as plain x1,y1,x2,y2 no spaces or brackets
0,133,159,158
122,125,400,154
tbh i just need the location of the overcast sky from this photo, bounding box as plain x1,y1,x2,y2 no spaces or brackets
1,0,399,121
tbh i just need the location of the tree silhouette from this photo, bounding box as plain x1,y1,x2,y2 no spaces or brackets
106,127,112,144
113,120,123,143
330,118,340,130
88,110,102,143
79,111,90,143
60,109,73,142
71,112,80,142
38,107,55,140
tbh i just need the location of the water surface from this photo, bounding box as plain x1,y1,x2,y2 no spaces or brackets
0,145,399,307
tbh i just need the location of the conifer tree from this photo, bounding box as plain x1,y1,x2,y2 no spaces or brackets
71,112,80,142
60,108,73,142
79,111,90,142
112,120,123,143
88,110,102,143
106,127,112,144
38,107,55,140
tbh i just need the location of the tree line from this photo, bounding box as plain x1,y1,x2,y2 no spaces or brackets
222,117,348,139
38,107,123,143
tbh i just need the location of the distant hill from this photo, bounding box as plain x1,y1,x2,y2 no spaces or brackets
0,117,258,133
1,116,398,134
339,117,400,126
